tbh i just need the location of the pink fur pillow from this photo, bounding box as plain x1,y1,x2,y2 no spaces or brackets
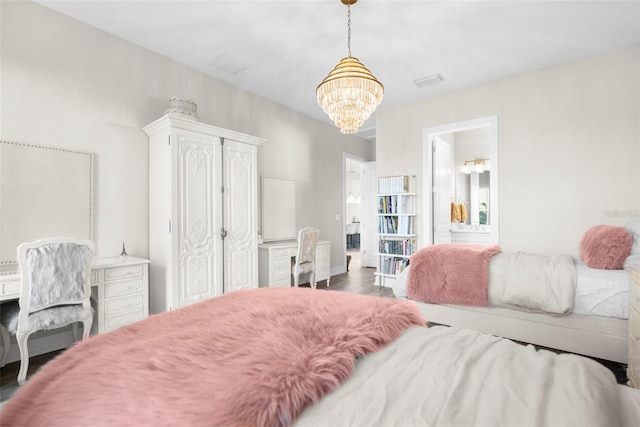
579,225,633,270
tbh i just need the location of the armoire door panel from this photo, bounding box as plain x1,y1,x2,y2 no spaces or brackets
177,133,223,304
227,249,251,291
180,252,216,306
224,141,257,292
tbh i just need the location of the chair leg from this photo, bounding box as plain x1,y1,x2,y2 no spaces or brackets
0,324,10,368
294,272,299,287
311,271,317,289
82,318,93,340
16,331,32,385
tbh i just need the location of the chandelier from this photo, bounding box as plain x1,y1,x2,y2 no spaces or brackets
316,0,384,134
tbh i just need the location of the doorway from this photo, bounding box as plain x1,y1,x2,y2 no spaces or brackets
422,116,499,246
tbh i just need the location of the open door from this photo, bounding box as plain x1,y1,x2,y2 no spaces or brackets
432,136,452,244
362,161,378,267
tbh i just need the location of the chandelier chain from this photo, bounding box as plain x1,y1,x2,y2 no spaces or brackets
347,3,352,57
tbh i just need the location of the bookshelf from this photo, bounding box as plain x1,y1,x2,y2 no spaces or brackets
375,175,417,286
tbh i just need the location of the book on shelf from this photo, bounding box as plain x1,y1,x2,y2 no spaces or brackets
378,175,414,194
379,238,417,256
380,257,410,275
378,216,413,235
377,195,414,215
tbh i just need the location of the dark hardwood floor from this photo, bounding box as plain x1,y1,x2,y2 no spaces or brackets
316,248,392,297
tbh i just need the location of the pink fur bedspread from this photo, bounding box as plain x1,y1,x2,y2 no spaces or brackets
408,244,501,305
1,287,425,427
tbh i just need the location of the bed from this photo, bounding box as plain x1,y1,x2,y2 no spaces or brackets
390,222,639,364
1,287,639,426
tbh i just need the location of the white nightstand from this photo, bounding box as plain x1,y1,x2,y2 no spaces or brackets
628,267,639,388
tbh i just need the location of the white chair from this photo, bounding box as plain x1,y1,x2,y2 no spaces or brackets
292,227,320,288
2,237,94,385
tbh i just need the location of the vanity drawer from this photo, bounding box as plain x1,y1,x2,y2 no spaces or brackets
273,257,292,280
271,276,291,287
317,258,330,271
315,244,330,281
105,310,146,333
0,278,20,298
316,244,330,260
91,270,99,284
104,265,143,282
104,293,145,317
274,257,291,286
104,278,144,299
271,248,292,259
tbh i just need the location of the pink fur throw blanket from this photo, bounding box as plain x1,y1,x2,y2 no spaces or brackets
408,244,501,305
1,287,425,427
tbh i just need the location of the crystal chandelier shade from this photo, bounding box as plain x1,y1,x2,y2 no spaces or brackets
316,1,383,134
317,57,384,134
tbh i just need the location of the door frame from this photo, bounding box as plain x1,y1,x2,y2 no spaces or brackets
362,161,378,267
422,116,499,246
432,135,453,244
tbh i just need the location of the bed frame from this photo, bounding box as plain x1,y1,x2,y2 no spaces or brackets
413,302,628,363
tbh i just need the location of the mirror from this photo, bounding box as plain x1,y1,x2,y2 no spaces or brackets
452,128,491,232
0,141,94,273
261,177,296,242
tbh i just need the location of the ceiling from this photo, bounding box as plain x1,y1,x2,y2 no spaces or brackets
36,1,640,139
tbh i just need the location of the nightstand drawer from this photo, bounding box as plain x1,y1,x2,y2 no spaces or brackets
630,276,640,312
628,338,639,383
104,265,143,282
104,278,144,299
629,364,639,388
630,305,640,342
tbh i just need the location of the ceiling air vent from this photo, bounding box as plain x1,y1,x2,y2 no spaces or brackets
209,54,247,76
413,73,444,88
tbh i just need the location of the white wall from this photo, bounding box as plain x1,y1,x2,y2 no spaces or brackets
1,1,373,270
376,46,640,257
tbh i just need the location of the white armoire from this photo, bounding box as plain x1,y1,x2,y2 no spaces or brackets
144,115,265,313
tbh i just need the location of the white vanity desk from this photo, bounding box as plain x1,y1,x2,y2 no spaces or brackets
258,241,331,288
0,256,149,366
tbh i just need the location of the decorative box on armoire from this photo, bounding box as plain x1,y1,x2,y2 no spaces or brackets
144,114,264,313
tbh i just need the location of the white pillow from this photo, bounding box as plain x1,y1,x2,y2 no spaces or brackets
623,218,640,269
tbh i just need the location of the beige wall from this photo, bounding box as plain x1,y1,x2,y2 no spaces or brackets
376,46,640,257
1,1,373,271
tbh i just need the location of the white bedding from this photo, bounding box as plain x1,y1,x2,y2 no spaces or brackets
392,257,630,319
297,323,638,426
573,260,630,319
488,252,576,314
